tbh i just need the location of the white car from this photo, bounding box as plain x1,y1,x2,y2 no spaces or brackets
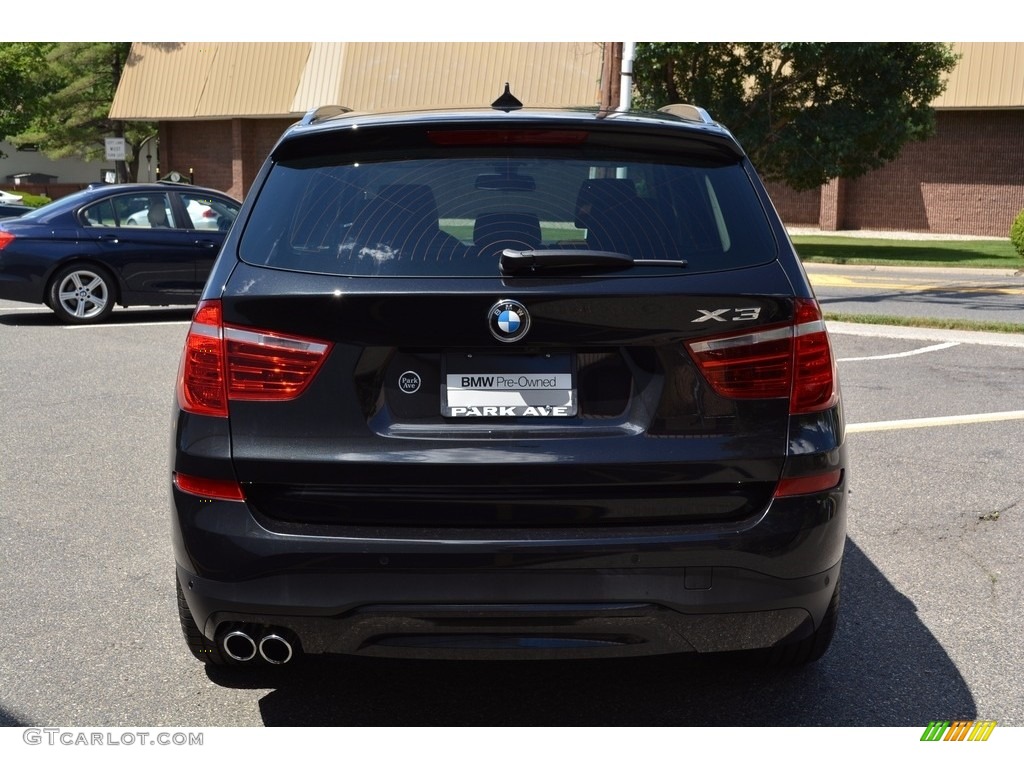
0,190,25,204
125,199,230,230
184,199,226,230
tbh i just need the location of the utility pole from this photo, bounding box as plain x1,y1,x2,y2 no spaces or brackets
600,42,622,112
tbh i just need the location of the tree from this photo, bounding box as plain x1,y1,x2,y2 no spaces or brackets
0,42,60,157
10,42,155,182
632,43,959,191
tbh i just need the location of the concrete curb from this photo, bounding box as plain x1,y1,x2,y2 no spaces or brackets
787,227,999,242
804,262,1024,279
826,321,1024,348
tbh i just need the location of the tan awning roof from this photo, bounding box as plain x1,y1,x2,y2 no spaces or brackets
111,42,1024,121
110,42,605,120
933,42,1024,109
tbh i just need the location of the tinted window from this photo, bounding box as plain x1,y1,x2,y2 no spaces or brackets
181,192,239,231
81,198,116,227
240,153,777,277
83,193,175,228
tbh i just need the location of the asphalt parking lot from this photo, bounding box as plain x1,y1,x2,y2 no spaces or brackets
0,302,1022,728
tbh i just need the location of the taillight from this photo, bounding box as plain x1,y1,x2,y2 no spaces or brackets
686,298,837,414
224,327,331,400
427,129,589,146
790,299,838,413
0,231,15,250
173,472,245,501
177,300,227,417
774,469,842,498
687,325,793,400
176,299,332,417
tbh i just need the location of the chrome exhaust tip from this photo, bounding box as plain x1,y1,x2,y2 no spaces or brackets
222,630,258,662
258,634,293,665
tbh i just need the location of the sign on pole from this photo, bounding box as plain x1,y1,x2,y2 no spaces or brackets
105,138,126,161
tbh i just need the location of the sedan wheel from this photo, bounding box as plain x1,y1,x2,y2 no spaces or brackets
49,265,115,324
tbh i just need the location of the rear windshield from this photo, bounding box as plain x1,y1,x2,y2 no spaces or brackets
239,149,777,277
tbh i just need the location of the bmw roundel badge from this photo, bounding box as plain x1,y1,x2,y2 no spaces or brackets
488,299,531,343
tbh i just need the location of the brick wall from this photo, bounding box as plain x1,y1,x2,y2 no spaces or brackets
769,110,1024,237
160,121,234,194
764,182,820,225
160,118,293,199
242,120,294,194
842,110,1024,236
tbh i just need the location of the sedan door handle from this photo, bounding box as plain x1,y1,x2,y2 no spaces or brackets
97,235,120,244
196,240,219,249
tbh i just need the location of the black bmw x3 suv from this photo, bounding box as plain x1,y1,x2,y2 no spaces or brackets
171,96,848,667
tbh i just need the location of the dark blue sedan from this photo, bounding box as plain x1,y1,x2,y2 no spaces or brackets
0,182,241,323
0,202,33,219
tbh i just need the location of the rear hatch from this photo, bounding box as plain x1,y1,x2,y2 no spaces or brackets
187,115,833,529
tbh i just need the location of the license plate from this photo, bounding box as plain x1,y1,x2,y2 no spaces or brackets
443,353,576,417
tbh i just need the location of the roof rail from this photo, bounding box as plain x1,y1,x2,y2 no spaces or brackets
658,104,716,125
299,105,353,126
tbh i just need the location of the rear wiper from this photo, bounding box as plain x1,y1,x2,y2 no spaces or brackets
500,248,688,274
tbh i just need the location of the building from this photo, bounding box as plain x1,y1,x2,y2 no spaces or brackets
765,42,1024,237
0,141,109,200
109,42,1024,237
109,42,605,202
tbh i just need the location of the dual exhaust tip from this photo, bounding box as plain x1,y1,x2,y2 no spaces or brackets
222,629,294,664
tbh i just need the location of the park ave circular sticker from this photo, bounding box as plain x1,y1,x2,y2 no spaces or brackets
398,371,421,394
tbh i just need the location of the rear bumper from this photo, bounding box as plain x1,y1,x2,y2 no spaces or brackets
0,271,45,305
178,563,841,660
172,482,847,659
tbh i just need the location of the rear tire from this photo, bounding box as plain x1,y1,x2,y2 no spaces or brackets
48,264,115,324
176,578,228,665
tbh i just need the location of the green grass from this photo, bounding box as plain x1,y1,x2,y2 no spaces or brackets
801,236,1024,333
442,221,584,244
824,312,1024,335
792,236,1023,270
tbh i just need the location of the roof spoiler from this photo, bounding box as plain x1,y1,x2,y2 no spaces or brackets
658,104,716,125
299,105,353,126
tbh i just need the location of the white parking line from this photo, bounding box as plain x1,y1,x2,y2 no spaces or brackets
833,324,1024,433
837,341,959,362
848,410,1024,434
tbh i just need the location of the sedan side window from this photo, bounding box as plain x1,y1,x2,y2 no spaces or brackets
181,193,239,231
81,199,116,227
114,193,176,228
